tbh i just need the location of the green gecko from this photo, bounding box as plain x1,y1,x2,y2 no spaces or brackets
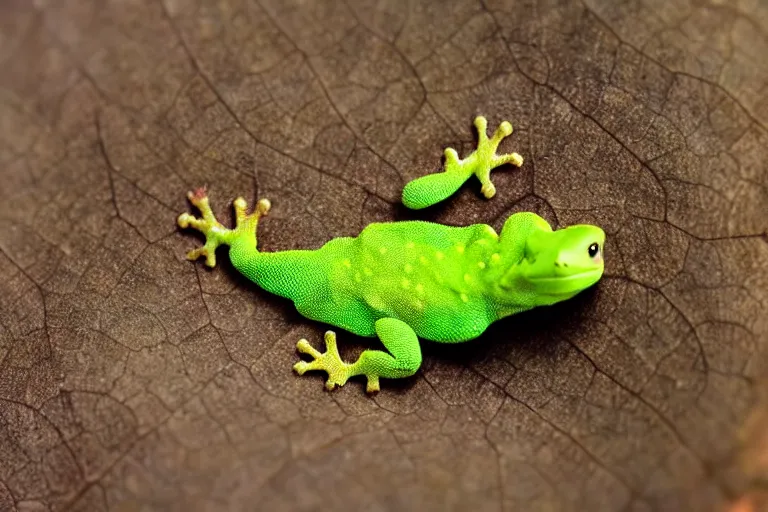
177,117,605,393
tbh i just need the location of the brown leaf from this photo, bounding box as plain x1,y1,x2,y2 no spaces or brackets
1,0,767,510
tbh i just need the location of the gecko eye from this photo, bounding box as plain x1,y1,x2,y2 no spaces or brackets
588,243,600,259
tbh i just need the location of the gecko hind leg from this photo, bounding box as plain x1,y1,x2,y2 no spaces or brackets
293,318,422,394
177,187,270,267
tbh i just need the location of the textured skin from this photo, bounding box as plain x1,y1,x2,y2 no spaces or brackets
178,188,605,392
401,116,523,209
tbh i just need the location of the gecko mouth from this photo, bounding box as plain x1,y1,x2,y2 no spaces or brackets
526,268,603,296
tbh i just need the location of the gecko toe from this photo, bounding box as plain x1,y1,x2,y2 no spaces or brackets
296,339,322,358
293,360,311,375
177,213,193,228
480,182,496,199
190,187,207,200
366,376,380,394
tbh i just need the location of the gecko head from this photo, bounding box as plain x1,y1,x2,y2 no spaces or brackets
515,224,605,301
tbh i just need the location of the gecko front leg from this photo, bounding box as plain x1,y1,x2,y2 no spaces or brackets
294,318,422,393
401,115,523,209
177,187,270,268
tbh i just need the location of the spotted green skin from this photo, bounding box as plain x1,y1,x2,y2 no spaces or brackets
178,190,606,393
248,221,499,342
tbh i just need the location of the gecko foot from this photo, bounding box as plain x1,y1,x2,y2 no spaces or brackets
293,331,378,393
466,115,524,199
293,331,352,391
177,187,270,267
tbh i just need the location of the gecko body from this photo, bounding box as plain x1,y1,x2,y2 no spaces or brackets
178,117,605,393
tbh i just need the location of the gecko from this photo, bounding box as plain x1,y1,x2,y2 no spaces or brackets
177,116,605,393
